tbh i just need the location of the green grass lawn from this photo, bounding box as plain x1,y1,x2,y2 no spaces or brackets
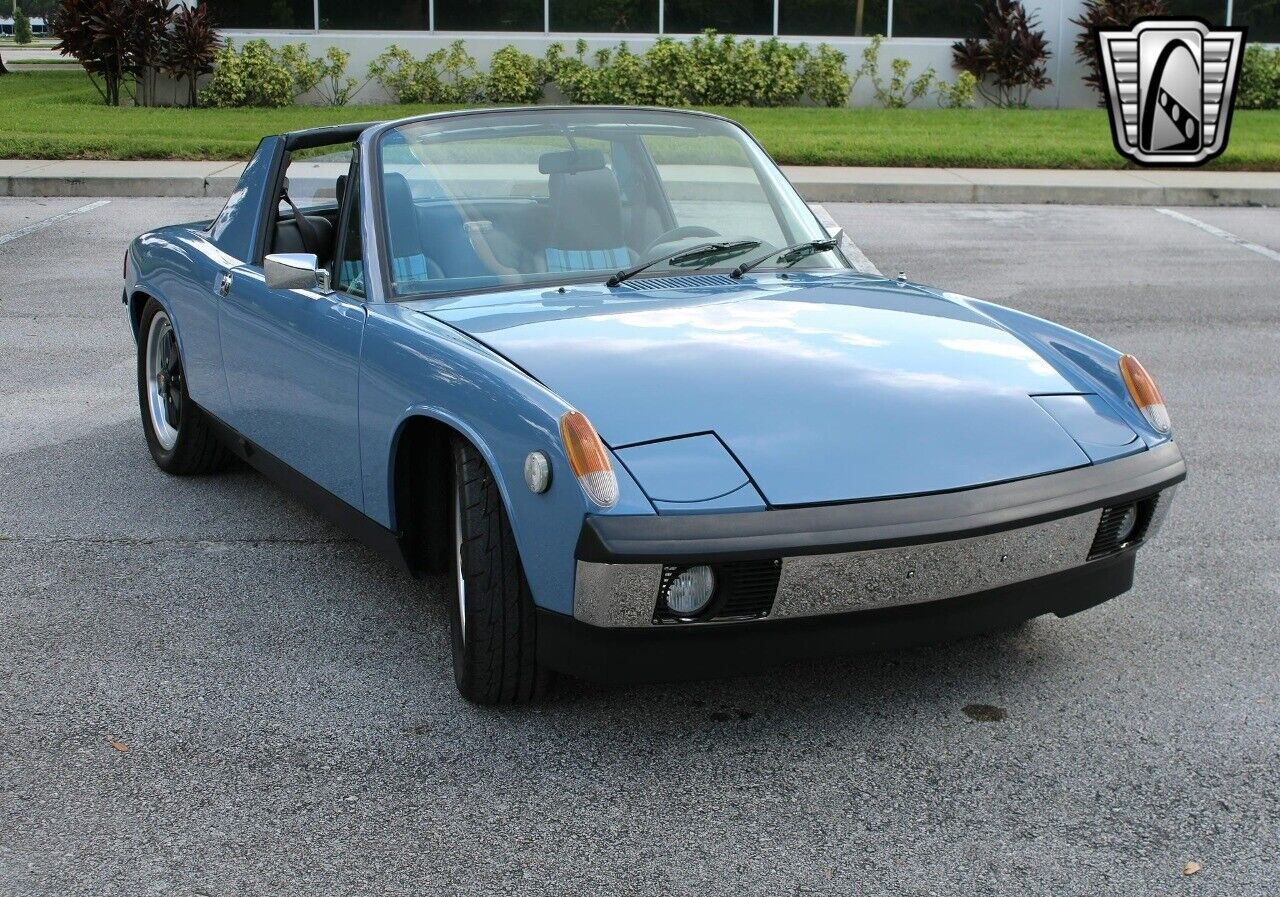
2,69,1278,169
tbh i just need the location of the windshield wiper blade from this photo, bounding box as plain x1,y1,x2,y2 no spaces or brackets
729,236,842,279
607,240,760,287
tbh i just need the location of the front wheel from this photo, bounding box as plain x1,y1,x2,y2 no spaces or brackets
447,438,552,705
137,299,230,475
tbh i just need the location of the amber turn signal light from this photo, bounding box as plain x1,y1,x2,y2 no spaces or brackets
559,410,619,508
1119,354,1171,433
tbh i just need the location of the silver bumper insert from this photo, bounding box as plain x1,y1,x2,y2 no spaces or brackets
574,505,1128,628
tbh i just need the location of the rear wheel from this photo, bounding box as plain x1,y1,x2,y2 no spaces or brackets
137,298,230,475
447,438,552,705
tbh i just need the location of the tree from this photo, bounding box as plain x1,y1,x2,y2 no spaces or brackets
14,6,34,44
52,0,172,106
161,3,220,107
1070,0,1167,104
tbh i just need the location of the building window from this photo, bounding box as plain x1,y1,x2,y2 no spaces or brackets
202,0,315,29
1164,0,1228,23
779,0,887,36
663,0,773,35
890,0,983,38
552,0,659,32
1234,0,1280,42
435,0,543,29
321,0,429,29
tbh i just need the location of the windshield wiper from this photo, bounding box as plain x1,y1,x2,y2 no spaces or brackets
729,234,842,279
607,240,760,287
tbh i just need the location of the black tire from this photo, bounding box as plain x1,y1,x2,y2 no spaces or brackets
447,438,552,705
136,298,231,475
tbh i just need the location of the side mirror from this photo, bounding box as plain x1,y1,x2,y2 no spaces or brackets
825,225,845,244
264,253,331,293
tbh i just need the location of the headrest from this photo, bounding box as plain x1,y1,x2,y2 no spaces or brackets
539,149,607,175
548,165,624,251
381,172,420,260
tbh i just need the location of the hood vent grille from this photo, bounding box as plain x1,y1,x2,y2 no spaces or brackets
622,274,739,291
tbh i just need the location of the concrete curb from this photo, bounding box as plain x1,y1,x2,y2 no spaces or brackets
783,166,1280,207
1,160,1277,205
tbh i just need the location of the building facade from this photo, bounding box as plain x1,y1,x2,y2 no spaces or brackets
206,0,1277,107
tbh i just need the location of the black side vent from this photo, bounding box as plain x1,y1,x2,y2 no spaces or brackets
653,559,782,623
622,274,739,291
1089,495,1160,559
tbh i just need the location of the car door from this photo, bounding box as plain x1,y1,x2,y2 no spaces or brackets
219,148,367,510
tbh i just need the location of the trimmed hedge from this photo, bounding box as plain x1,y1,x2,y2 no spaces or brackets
368,32,853,109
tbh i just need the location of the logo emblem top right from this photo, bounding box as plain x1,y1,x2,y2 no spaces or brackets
1096,18,1247,167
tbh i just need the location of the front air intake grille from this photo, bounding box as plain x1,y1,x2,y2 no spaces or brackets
654,559,782,623
717,559,784,619
622,274,739,291
1089,495,1160,559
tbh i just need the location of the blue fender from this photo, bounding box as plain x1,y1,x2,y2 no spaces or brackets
953,294,1172,446
358,303,654,615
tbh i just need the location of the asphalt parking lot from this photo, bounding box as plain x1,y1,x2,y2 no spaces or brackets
1,196,1277,896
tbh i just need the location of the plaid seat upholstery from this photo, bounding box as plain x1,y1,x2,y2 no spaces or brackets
392,253,433,288
544,246,631,274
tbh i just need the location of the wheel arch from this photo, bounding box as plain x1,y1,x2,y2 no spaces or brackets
128,289,157,342
387,408,525,576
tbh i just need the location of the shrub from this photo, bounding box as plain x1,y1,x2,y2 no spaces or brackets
1239,44,1280,110
316,47,367,106
952,0,1052,108
1070,0,1166,103
803,43,852,107
160,2,220,107
854,34,935,108
936,70,978,107
277,45,365,106
200,39,319,108
544,31,845,108
368,40,484,104
14,7,33,44
486,45,547,104
369,44,444,103
634,38,696,105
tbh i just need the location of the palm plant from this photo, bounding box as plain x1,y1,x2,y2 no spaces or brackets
161,3,220,107
952,0,1052,108
1070,0,1167,103
52,0,173,106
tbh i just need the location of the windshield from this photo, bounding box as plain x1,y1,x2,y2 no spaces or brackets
374,108,847,299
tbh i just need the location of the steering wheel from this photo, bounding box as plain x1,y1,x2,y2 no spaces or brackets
643,225,720,255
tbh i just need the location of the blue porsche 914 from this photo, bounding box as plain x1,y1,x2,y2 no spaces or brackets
124,107,1185,703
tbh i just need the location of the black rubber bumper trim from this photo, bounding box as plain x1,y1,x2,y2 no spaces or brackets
537,550,1136,683
577,441,1185,563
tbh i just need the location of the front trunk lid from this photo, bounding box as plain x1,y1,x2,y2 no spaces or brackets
419,276,1093,506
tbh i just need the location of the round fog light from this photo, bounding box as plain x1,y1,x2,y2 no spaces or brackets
666,565,715,616
1115,503,1139,543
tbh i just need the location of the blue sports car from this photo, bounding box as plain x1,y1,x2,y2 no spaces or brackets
125,108,1184,704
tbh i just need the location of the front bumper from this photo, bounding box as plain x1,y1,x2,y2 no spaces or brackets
539,550,1139,683
539,442,1184,681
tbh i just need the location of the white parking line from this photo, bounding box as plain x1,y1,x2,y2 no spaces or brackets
0,200,112,248
809,203,882,275
1155,207,1280,264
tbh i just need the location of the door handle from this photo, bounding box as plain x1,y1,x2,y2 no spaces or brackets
217,271,232,297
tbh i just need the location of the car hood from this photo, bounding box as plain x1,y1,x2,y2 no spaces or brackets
416,274,1096,506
